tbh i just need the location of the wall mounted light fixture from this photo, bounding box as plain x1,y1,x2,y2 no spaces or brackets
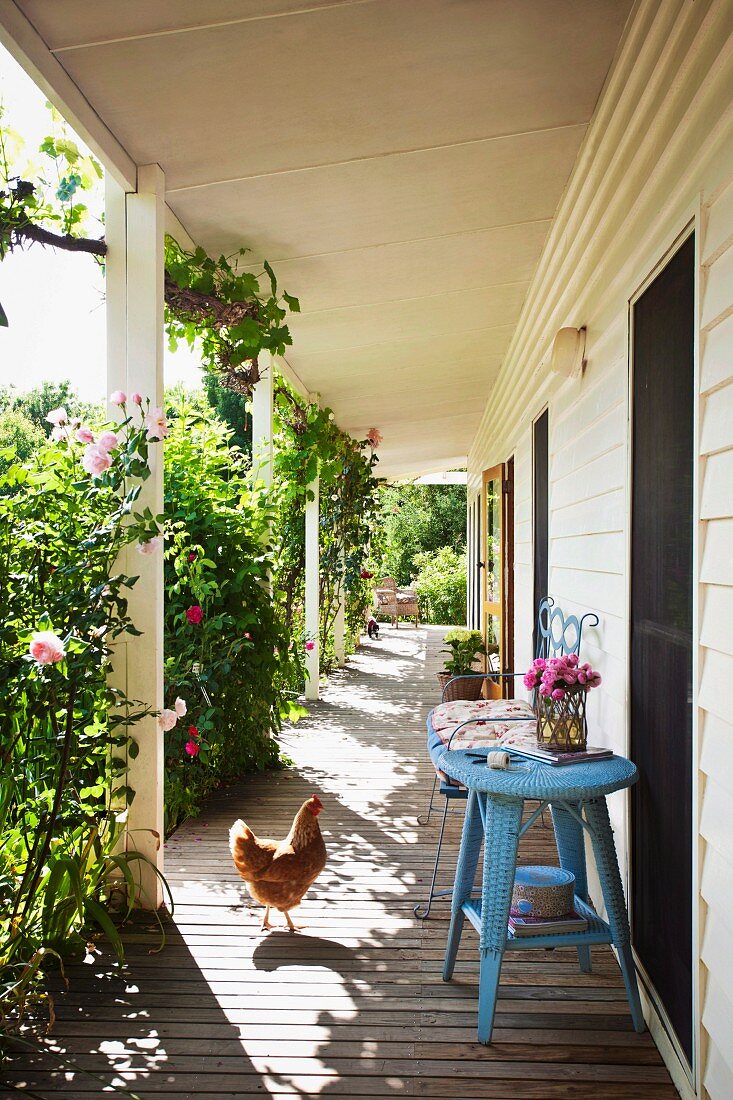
550,326,587,377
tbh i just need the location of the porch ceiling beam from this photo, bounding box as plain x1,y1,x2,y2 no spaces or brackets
0,0,136,190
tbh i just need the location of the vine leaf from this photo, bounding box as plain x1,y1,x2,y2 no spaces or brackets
263,259,277,297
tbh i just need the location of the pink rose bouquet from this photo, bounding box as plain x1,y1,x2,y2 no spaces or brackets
523,653,602,700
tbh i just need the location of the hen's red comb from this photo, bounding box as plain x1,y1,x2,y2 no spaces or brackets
310,793,323,806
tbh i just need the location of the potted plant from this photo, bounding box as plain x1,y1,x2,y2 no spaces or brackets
438,628,491,700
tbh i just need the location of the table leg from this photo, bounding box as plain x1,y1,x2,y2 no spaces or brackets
443,789,484,981
551,801,592,974
477,795,523,1043
584,797,645,1033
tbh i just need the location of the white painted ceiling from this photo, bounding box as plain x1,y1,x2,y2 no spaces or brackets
11,0,632,477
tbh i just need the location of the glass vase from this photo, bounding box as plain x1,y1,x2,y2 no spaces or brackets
535,686,588,752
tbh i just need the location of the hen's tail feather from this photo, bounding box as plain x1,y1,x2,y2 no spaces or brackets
229,819,275,879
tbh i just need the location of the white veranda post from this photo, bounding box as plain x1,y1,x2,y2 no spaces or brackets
106,166,166,908
305,475,320,700
334,562,346,667
251,351,274,488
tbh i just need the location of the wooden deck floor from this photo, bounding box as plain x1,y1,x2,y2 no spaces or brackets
4,626,678,1099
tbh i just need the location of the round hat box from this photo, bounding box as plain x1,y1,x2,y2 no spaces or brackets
511,865,575,918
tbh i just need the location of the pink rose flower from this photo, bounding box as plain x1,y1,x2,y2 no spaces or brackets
539,683,552,696
70,416,81,429
97,430,119,453
45,407,68,426
174,697,187,718
305,640,315,652
130,392,143,405
185,740,200,757
586,672,602,689
365,428,383,448
82,444,112,477
136,536,162,556
158,709,178,732
110,390,127,406
76,426,95,444
244,632,252,640
551,688,566,700
185,605,203,625
51,426,69,442
29,630,65,665
145,407,169,441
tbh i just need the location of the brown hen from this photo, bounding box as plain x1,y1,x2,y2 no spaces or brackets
229,794,326,931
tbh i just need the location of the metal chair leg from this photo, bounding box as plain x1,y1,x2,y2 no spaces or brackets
417,773,438,826
414,796,451,920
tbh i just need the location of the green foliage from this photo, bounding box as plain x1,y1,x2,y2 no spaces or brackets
0,403,165,1030
164,237,300,387
0,409,44,474
441,628,487,675
0,380,100,436
0,103,104,322
412,546,467,626
379,483,466,585
162,396,305,833
271,385,381,673
0,101,103,254
203,373,251,456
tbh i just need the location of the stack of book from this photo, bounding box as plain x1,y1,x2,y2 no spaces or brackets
508,743,613,767
508,908,589,937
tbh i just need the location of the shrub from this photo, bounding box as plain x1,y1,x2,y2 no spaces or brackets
412,546,467,625
0,408,45,474
0,399,164,1026
379,483,466,585
162,398,304,834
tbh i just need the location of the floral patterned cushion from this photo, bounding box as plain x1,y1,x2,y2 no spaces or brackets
428,699,535,752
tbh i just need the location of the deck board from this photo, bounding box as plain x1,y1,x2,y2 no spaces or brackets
3,626,678,1099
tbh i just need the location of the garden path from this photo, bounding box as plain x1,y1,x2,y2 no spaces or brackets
5,626,676,1099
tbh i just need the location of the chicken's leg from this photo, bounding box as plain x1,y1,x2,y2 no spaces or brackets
260,906,272,931
284,910,303,933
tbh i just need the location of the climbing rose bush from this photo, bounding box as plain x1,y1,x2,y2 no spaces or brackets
0,393,165,1023
161,396,305,833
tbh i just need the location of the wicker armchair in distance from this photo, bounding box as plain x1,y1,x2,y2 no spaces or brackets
374,577,420,627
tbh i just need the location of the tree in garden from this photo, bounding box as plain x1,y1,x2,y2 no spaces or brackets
0,407,44,473
379,482,467,585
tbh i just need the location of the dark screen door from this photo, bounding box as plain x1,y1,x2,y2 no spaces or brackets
533,410,549,651
631,232,694,1064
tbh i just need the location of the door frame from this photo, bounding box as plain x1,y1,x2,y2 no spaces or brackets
481,462,514,698
626,216,700,1096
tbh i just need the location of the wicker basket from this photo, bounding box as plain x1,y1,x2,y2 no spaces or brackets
535,684,588,752
437,672,484,702
512,866,575,918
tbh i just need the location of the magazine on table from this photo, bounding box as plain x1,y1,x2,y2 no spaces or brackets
508,743,613,767
508,908,589,936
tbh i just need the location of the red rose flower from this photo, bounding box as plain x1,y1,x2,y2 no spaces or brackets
184,739,200,757
185,605,203,625
188,551,196,562
188,725,200,738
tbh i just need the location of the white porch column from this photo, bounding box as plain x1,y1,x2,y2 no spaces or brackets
106,165,166,908
333,566,346,667
251,350,274,487
305,475,320,700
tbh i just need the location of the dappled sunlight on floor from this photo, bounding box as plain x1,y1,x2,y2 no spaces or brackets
4,625,676,1099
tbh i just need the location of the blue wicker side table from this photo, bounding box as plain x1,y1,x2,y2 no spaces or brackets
439,746,645,1044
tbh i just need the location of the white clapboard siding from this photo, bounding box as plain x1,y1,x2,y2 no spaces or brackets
465,1,733,1093
698,169,733,1098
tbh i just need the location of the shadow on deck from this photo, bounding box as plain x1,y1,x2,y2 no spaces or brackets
3,626,677,1099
